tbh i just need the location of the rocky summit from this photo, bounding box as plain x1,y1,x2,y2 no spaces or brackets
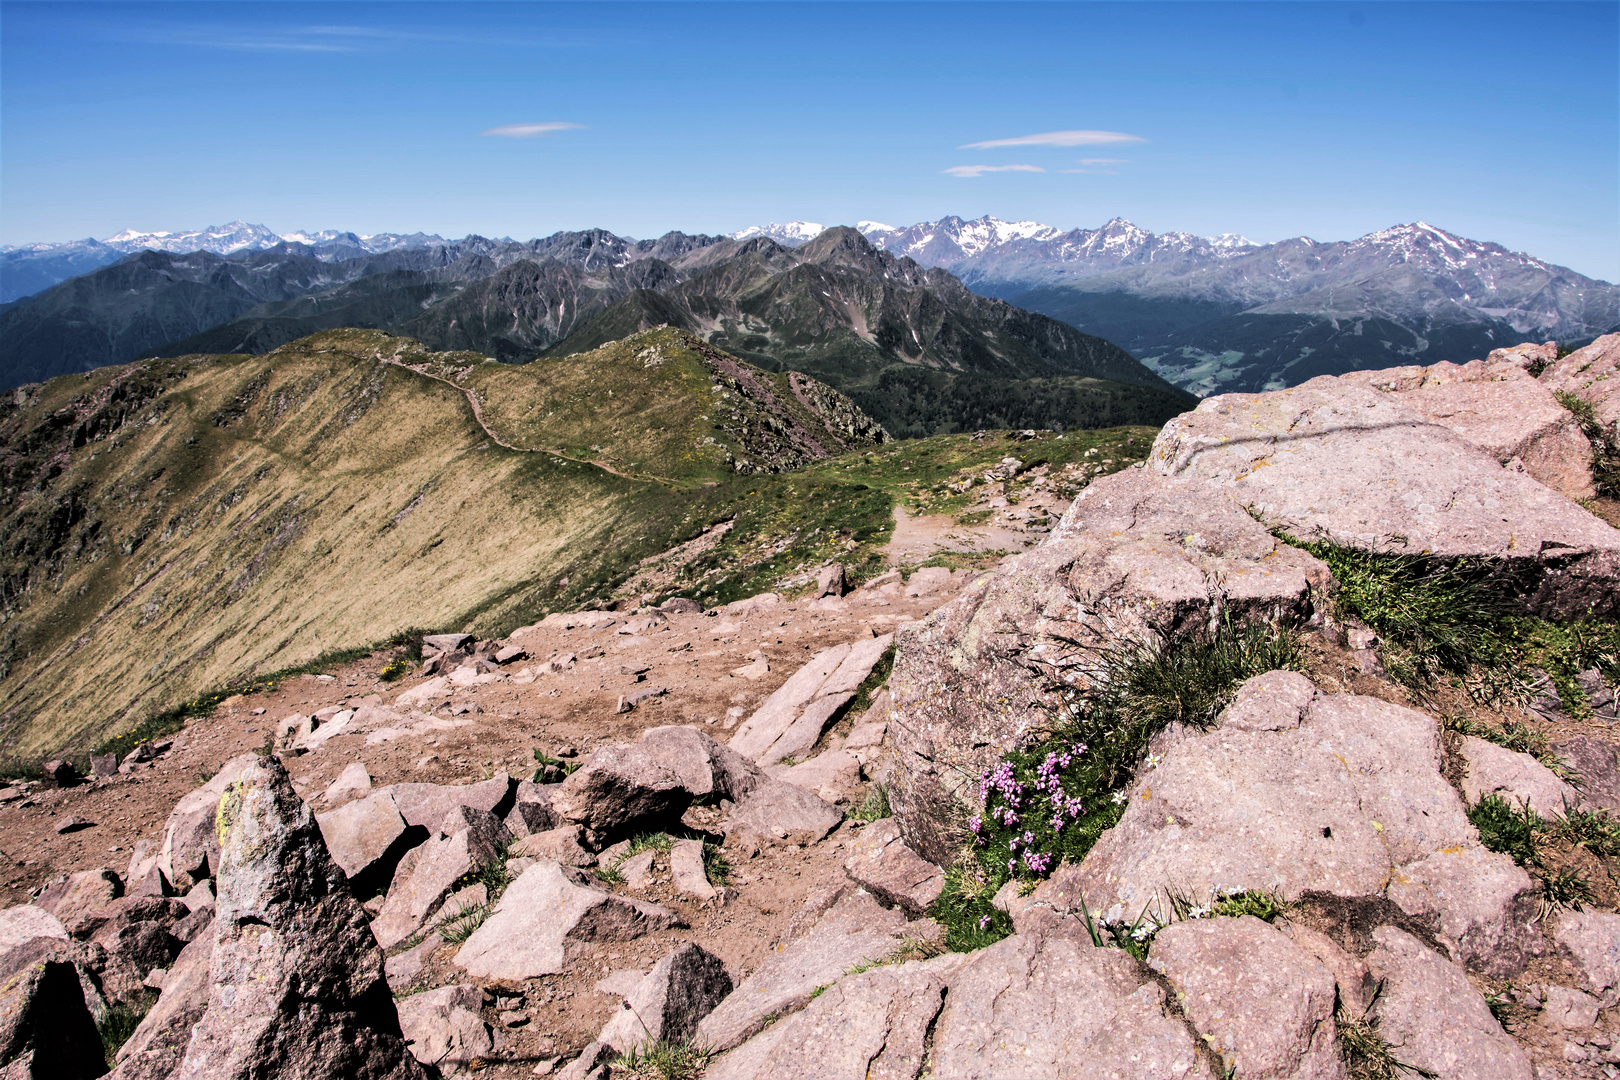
0,334,1616,1079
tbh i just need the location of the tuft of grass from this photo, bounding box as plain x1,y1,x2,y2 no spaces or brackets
98,996,153,1065
1211,888,1284,921
436,902,491,944
611,1039,710,1080
1468,795,1540,867
847,643,895,718
1281,536,1620,706
930,861,1014,952
1555,389,1620,498
1336,987,1435,1080
1546,805,1620,858
700,840,732,887
849,783,891,823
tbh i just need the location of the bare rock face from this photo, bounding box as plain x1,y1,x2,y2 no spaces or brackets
1363,925,1532,1080
888,467,1330,864
1147,916,1344,1080
453,861,681,982
172,755,425,1080
592,943,731,1054
1554,909,1620,1004
731,634,893,767
1553,735,1620,810
668,839,716,901
393,984,492,1071
35,869,122,928
1457,735,1582,815
706,953,967,1080
926,929,1210,1079
0,909,67,961
511,825,597,868
315,791,409,882
695,888,939,1053
1337,355,1596,499
1539,332,1620,440
843,818,945,915
727,776,843,847
1013,675,1540,978
0,954,107,1079
1148,378,1620,618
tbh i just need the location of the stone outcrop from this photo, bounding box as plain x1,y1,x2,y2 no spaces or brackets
928,928,1208,1079
1539,332,1619,441
1148,916,1343,1080
695,888,940,1053
843,818,945,914
0,952,107,1079
1458,735,1582,815
370,806,510,949
730,634,893,767
706,953,967,1080
1364,925,1532,1080
1148,376,1620,616
393,984,492,1071
108,934,211,1080
1012,673,1540,978
1337,352,1595,499
551,726,760,835
887,468,1331,863
580,943,731,1067
453,861,681,981
171,755,424,1080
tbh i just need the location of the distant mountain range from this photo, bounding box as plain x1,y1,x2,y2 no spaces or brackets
7,214,1614,400
735,217,1619,395
0,221,449,304
0,227,1190,438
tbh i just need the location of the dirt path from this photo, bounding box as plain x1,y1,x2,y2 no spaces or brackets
385,357,653,484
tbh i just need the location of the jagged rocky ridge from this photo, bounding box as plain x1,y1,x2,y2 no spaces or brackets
0,335,1616,1078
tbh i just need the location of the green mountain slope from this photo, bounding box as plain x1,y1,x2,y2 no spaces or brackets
0,328,886,758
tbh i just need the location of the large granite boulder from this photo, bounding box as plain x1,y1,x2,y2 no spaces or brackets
1012,674,1540,978
1337,353,1595,499
888,467,1331,863
171,755,424,1080
551,726,761,835
1148,377,1620,617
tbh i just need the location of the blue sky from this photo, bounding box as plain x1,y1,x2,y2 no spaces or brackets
3,2,1616,279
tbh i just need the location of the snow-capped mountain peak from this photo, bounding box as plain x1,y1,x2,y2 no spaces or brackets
729,221,827,246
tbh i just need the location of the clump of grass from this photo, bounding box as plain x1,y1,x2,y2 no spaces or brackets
1286,536,1620,708
99,997,153,1065
700,840,732,887
436,901,491,944
1468,795,1540,866
930,862,1014,952
1211,888,1284,921
1555,389,1620,497
1546,805,1620,858
611,1039,710,1080
379,657,412,682
1336,986,1432,1080
930,619,1304,950
849,782,891,823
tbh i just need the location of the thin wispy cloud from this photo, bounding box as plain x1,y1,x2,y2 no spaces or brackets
481,122,587,139
1077,158,1128,166
942,164,1045,179
960,130,1146,150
